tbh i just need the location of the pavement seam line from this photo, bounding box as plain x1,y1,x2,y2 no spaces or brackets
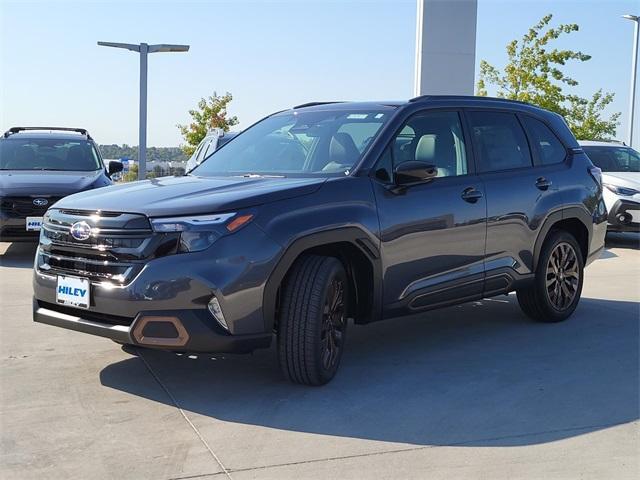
136,349,233,480
223,421,630,475
169,473,228,480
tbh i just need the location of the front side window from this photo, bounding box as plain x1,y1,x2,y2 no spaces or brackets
582,146,640,173
468,111,532,172
0,138,101,171
375,110,468,182
521,116,566,165
192,109,391,177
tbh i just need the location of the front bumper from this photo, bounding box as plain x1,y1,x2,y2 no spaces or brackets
32,222,283,353
606,199,640,232
33,300,272,353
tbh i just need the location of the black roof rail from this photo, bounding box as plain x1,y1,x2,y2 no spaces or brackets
293,101,345,109
3,126,91,139
409,94,533,106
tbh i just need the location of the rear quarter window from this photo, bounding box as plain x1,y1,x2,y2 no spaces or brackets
521,116,566,165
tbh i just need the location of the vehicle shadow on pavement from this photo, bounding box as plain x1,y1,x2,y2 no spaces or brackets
0,242,38,268
100,294,639,447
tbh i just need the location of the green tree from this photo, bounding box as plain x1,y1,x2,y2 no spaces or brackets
477,14,620,140
121,163,138,182
566,90,620,140
177,92,239,156
98,145,187,163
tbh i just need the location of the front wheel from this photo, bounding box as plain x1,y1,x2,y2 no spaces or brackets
277,255,349,385
517,230,584,322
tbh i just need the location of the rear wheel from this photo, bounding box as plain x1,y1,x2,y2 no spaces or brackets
517,230,584,322
277,255,349,385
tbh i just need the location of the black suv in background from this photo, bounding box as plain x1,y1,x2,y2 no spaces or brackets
33,97,607,385
0,127,122,242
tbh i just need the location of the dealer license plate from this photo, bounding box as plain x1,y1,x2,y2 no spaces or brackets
26,216,43,231
56,275,90,309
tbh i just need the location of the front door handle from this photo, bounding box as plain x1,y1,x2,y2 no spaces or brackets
461,187,483,203
536,177,552,190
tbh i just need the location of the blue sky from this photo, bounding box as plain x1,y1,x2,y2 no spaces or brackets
1,0,638,147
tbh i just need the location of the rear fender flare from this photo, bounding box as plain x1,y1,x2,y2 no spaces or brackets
532,206,592,269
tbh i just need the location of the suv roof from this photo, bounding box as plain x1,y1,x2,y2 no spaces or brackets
290,95,554,115
3,127,93,141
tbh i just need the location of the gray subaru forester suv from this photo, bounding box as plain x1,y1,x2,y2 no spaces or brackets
33,96,607,385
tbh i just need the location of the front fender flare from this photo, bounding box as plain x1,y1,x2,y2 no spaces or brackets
262,227,382,332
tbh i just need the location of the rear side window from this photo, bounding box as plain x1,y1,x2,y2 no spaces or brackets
521,116,566,165
467,111,532,172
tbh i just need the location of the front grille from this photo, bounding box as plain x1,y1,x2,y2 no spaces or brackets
37,208,174,285
38,251,135,282
1,196,61,216
41,227,146,249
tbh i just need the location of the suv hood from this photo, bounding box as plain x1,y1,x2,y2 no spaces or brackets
602,172,640,189
0,170,104,196
53,175,327,217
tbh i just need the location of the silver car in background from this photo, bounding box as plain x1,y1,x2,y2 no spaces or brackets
185,129,238,173
580,140,640,232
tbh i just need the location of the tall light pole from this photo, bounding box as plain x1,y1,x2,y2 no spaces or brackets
97,42,189,180
623,15,639,147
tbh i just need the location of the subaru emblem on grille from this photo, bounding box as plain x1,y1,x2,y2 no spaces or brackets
33,198,48,207
70,221,92,241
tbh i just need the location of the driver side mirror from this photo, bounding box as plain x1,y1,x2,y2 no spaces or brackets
108,160,123,176
394,161,437,186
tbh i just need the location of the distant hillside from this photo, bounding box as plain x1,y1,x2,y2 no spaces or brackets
99,144,188,163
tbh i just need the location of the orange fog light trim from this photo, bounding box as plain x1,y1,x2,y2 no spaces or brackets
226,214,254,232
132,316,189,347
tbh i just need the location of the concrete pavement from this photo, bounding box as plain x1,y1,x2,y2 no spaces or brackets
1,234,638,479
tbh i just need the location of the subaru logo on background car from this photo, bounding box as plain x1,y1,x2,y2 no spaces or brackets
70,221,92,241
32,198,48,207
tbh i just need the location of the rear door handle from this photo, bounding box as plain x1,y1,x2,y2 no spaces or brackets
536,177,552,190
461,187,483,203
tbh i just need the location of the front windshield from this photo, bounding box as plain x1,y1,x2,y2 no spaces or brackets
192,109,392,177
583,146,640,173
0,138,101,171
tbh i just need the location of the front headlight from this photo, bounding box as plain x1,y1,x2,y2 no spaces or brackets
151,212,254,252
603,184,639,196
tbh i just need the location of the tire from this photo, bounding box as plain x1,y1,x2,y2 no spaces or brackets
277,254,349,385
517,230,584,322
